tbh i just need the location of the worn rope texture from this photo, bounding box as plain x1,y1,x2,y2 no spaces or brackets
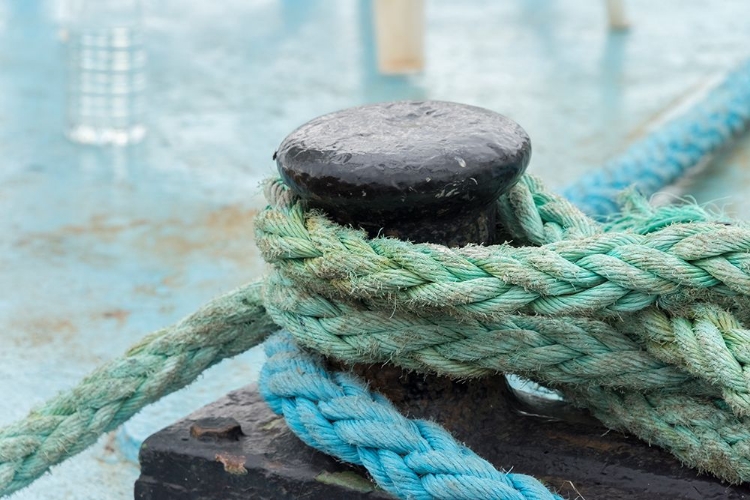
261,331,561,500
0,283,277,497
258,176,750,319
563,59,750,219
2,181,747,499
256,173,750,483
3,60,750,499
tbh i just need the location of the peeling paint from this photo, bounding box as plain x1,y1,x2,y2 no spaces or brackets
215,453,248,475
259,415,286,431
315,471,376,493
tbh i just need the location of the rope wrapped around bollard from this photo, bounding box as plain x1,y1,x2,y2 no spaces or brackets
3,175,750,499
257,173,750,487
5,61,750,497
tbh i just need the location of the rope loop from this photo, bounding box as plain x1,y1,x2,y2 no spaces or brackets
6,57,750,500
257,172,750,484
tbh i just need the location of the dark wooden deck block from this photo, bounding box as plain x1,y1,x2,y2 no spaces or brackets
135,366,750,499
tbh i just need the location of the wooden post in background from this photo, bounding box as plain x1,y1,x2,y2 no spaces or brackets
372,0,425,74
606,0,629,30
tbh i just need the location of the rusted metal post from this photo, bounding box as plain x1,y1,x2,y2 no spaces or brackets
136,102,750,500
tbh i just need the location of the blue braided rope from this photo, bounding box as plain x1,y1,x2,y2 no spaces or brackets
564,58,750,219
260,331,562,500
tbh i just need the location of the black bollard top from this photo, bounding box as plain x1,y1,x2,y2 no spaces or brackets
275,100,530,245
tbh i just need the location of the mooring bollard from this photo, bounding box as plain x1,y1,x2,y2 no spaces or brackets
276,100,529,246
136,101,750,500
275,100,585,420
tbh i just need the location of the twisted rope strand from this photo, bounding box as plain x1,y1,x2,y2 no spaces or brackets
256,177,750,321
256,171,750,486
266,267,750,416
632,305,750,416
0,282,277,496
261,331,562,500
570,387,750,483
263,270,698,390
4,58,750,499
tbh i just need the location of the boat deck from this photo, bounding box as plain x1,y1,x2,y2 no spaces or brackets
4,1,750,497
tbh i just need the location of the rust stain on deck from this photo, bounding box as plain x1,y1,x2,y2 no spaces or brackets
9,316,78,347
101,309,131,325
56,215,150,240
134,205,259,262
11,205,261,277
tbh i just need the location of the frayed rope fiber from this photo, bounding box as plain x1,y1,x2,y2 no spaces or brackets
5,58,750,499
0,283,279,496
256,173,750,485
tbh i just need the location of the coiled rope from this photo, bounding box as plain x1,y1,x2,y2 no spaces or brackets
256,172,750,486
4,59,750,498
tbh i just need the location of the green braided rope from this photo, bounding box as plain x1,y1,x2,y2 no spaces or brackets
0,282,277,496
255,174,750,483
4,173,750,495
569,387,750,483
264,270,699,389
257,177,750,320
265,282,750,482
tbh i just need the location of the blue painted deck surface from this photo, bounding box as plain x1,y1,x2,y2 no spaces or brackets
4,1,750,498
